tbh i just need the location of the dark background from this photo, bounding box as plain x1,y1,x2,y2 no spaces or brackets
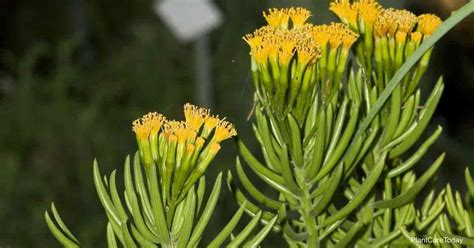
0,0,472,246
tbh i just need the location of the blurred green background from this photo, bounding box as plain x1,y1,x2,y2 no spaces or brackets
0,0,472,246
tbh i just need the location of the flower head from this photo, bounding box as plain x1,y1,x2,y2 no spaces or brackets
243,33,263,50
376,8,417,37
204,115,220,131
418,14,442,36
289,7,312,28
279,34,297,65
296,43,321,65
184,103,210,131
330,0,358,27
353,0,382,27
132,112,166,139
213,120,237,143
263,8,290,29
312,25,331,47
374,13,389,37
312,23,358,50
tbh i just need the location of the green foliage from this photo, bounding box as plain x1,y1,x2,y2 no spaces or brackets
45,153,276,247
45,102,275,247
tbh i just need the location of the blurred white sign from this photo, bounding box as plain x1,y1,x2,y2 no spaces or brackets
154,0,223,42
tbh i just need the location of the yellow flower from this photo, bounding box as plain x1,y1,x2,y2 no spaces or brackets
312,25,331,47
204,115,220,131
395,31,407,44
341,28,359,49
243,33,263,50
330,0,358,27
377,8,417,37
195,137,205,149
353,0,382,26
289,7,312,28
251,47,269,65
132,112,166,139
312,23,357,50
279,36,296,65
186,143,196,155
210,142,221,153
163,121,197,144
265,37,280,61
374,14,389,37
296,43,321,65
418,14,442,36
263,8,290,29
184,103,209,131
410,31,422,44
213,120,237,143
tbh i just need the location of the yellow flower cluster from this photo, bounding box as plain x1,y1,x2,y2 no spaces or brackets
313,23,359,50
244,24,320,66
243,7,361,115
263,7,312,29
418,14,443,36
329,0,443,89
132,112,166,140
331,0,442,42
132,103,235,173
134,103,236,146
330,0,381,29
132,103,236,203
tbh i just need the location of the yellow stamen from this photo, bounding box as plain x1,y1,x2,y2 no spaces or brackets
265,38,280,60
163,120,180,135
312,25,331,47
296,43,321,65
214,120,237,143
263,8,290,29
353,0,382,26
243,33,263,50
374,13,389,37
279,35,296,65
341,28,359,49
204,115,220,131
132,119,151,140
164,120,196,144
330,0,358,26
132,112,166,139
378,8,417,37
418,14,442,36
184,103,210,131
289,7,312,28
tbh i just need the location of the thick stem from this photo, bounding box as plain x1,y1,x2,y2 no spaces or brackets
300,182,319,247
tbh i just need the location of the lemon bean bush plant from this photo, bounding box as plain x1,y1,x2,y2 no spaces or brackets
45,0,474,247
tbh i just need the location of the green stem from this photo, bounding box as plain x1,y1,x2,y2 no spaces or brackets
300,182,319,247
166,196,178,228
